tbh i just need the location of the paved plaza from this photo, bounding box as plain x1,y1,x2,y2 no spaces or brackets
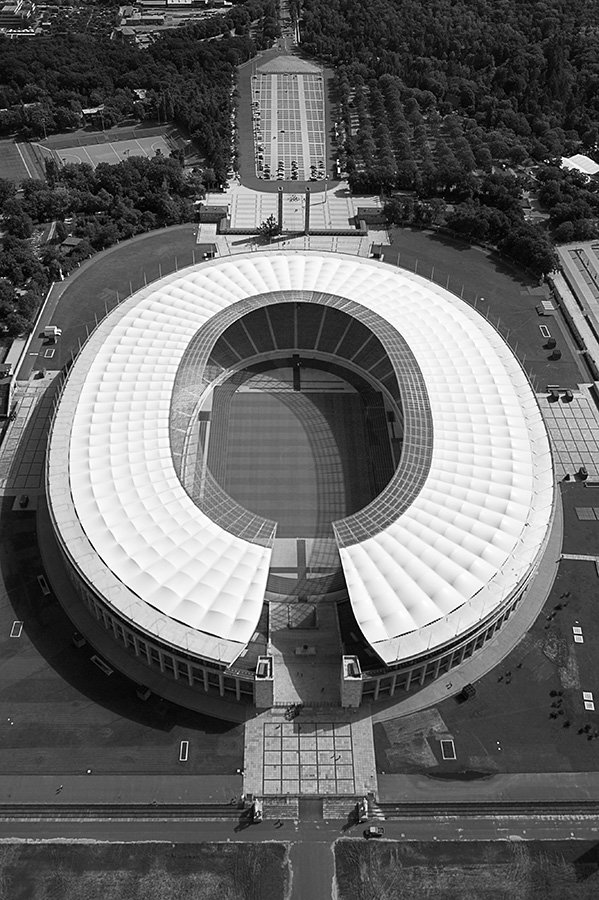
537,385,599,478
243,708,378,799
251,57,326,182
263,720,355,795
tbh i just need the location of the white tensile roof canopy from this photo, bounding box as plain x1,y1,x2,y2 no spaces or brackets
47,252,554,667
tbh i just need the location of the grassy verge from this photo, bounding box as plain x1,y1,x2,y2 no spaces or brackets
0,841,288,900
335,840,599,900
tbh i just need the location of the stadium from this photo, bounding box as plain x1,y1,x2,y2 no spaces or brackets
46,251,557,709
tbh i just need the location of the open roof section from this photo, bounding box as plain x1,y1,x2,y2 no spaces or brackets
47,252,554,668
170,291,429,546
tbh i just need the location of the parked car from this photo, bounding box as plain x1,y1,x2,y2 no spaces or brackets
364,826,385,838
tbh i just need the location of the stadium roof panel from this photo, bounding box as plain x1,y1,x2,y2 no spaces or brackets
47,252,554,667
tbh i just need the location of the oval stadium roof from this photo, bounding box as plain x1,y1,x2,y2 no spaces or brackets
47,251,554,667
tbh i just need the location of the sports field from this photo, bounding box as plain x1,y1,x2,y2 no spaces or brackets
0,139,43,184
56,134,172,168
208,374,376,537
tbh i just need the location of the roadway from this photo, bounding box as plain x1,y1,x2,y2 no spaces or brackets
0,814,597,843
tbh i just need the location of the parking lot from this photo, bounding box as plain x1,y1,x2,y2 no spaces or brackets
252,72,326,182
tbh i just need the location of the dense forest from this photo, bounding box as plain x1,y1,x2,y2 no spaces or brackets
0,0,279,180
301,0,599,149
316,0,599,257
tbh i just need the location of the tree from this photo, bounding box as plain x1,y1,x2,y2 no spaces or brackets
498,225,558,276
258,214,279,241
1,198,33,238
0,177,15,210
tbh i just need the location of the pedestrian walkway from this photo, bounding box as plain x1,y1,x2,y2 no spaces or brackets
0,373,61,497
270,601,341,706
0,773,241,805
378,770,599,804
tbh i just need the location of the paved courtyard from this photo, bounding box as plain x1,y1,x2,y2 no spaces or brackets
244,708,378,799
251,60,326,182
263,720,355,795
537,385,599,478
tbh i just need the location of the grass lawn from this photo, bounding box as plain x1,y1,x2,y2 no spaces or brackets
0,842,289,900
335,840,599,900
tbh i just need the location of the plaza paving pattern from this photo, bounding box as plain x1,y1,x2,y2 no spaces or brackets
538,387,599,478
243,707,378,799
251,67,326,182
262,720,355,795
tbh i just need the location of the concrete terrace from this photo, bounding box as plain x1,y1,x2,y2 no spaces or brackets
205,182,370,233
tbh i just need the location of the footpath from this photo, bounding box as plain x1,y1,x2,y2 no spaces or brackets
0,774,241,806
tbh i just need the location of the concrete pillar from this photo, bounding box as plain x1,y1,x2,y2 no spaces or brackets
304,187,310,234
341,655,363,708
255,656,274,709
277,186,283,234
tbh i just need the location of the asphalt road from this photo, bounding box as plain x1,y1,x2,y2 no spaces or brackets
0,816,597,843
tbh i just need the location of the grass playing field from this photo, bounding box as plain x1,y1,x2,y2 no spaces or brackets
0,140,42,184
209,381,375,538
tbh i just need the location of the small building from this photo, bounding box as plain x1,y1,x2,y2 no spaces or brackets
561,154,599,178
0,0,35,28
60,236,84,254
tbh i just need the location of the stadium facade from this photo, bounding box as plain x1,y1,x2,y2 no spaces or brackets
46,251,556,708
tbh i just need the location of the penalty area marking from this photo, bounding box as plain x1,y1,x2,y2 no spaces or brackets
179,740,189,762
440,739,456,760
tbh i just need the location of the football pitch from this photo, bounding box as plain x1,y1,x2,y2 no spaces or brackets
209,383,374,537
